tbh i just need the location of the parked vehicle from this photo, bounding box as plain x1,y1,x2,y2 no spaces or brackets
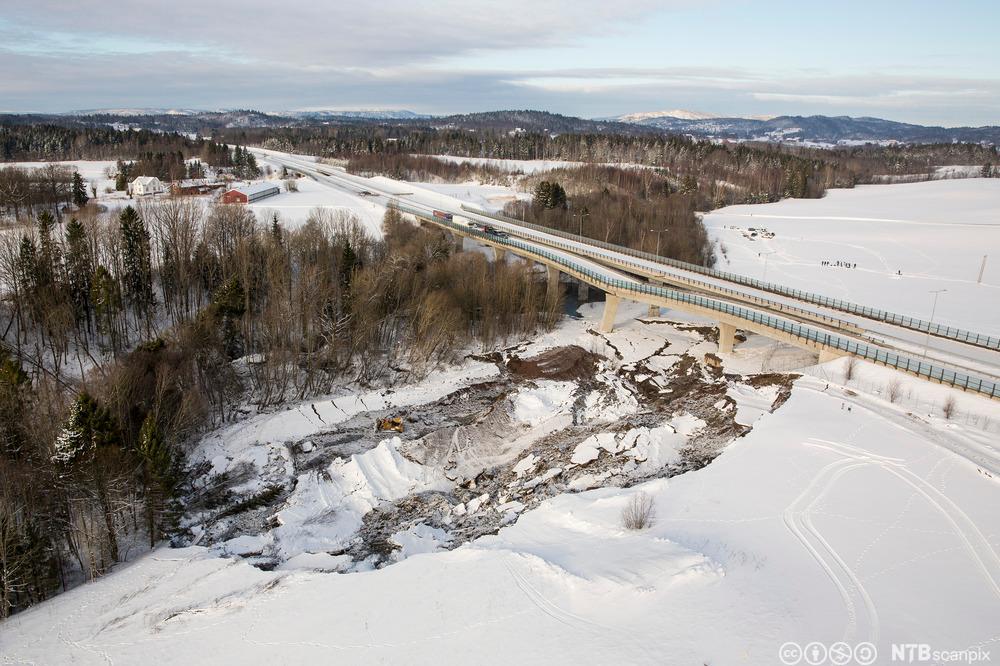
484,225,509,239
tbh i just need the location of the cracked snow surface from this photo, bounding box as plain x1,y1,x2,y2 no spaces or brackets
5,302,999,666
177,308,790,571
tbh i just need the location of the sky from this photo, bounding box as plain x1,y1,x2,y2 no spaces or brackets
1,0,998,126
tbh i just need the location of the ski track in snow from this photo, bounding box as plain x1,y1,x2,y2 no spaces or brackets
786,431,1000,646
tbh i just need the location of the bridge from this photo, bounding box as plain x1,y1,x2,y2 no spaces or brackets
250,148,1000,401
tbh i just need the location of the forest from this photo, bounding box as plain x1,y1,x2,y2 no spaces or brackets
0,200,558,617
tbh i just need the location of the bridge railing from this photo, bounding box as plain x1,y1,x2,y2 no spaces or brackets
396,201,1000,399
462,206,1000,352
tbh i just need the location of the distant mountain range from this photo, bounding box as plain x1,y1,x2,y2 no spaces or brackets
607,110,1000,145
287,108,431,120
3,108,998,145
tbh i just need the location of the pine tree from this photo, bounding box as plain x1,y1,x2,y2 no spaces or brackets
71,172,89,207
212,277,246,359
270,214,283,247
91,265,123,351
35,211,61,290
16,236,39,297
119,206,155,324
340,241,358,288
52,392,121,464
533,181,553,209
138,413,175,546
64,219,94,331
114,160,129,191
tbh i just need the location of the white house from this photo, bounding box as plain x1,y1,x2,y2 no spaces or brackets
130,176,165,196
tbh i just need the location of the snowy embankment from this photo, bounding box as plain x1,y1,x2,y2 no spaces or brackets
3,300,999,665
704,178,1000,335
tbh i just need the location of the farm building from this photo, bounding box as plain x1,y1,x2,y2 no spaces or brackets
222,182,281,204
131,176,165,196
171,179,226,196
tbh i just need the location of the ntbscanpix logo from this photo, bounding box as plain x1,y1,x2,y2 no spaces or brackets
779,641,991,664
779,641,877,665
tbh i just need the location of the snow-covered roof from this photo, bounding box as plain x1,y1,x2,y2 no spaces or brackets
228,182,280,196
131,176,161,185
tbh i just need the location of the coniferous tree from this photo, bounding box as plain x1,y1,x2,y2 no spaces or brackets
71,172,89,207
91,265,123,351
114,160,130,191
119,206,155,328
64,219,94,331
138,413,176,546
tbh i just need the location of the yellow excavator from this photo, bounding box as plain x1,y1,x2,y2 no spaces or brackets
375,416,404,433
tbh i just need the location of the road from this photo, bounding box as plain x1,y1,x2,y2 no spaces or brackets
251,148,1000,397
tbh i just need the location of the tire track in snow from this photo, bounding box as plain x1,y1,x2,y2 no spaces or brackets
808,437,1000,599
782,456,878,644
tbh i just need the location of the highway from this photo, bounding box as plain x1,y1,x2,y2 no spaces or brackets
250,148,1000,398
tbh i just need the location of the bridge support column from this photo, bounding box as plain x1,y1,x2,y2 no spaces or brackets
493,247,507,263
546,266,561,300
718,323,736,354
577,280,589,302
647,304,660,318
818,348,842,364
599,295,620,333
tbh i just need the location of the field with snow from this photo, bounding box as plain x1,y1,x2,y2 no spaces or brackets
3,297,999,665
3,159,999,666
704,178,1000,335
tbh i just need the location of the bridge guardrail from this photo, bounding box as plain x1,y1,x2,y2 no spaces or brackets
463,206,1000,352
396,202,1000,399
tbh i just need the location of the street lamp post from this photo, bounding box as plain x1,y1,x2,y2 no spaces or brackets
923,289,947,358
760,250,777,282
649,227,669,257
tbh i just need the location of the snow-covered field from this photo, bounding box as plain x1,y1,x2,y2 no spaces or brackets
704,178,1000,335
3,298,999,665
3,159,118,195
3,160,999,666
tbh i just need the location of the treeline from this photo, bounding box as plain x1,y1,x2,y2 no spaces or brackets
509,166,715,266
0,122,215,162
0,202,557,616
0,165,77,219
346,153,511,184
222,124,1000,202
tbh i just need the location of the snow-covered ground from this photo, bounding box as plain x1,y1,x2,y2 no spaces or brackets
4,159,999,665
3,160,118,194
704,178,1000,335
3,298,999,665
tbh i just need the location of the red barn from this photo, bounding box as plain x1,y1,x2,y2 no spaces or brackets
222,182,280,204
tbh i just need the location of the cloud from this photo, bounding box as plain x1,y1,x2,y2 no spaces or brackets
1,1,998,125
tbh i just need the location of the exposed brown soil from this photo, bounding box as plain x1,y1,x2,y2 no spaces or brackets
507,345,602,381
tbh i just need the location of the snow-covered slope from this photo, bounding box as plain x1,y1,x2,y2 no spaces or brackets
4,348,998,664
616,109,719,122
704,178,1000,335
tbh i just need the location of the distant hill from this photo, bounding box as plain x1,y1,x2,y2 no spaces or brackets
3,108,998,145
422,110,658,135
614,113,1000,145
288,109,431,120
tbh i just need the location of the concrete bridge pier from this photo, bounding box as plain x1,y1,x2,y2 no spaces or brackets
718,322,736,354
647,304,661,318
599,294,620,333
577,280,589,302
546,266,561,300
493,247,507,263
